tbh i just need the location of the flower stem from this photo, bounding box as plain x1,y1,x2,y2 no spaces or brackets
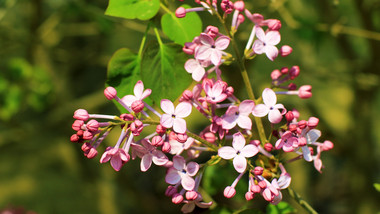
287,188,318,214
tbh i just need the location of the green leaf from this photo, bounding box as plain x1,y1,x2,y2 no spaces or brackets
106,48,142,112
105,0,160,21
161,4,202,45
374,183,380,192
267,202,296,214
141,41,192,104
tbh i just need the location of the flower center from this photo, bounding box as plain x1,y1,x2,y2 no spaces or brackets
211,45,216,48
171,114,176,118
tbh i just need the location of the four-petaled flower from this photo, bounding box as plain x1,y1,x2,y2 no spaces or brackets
160,99,192,134
252,88,286,124
252,27,281,61
131,139,169,172
222,100,255,130
204,80,228,104
195,33,230,66
121,80,152,106
165,155,199,190
100,147,130,171
218,132,259,173
184,59,210,82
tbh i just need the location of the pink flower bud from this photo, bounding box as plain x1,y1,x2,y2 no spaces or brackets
321,140,334,151
266,19,281,30
186,190,198,201
182,90,193,101
175,7,186,18
70,134,80,142
245,192,255,201
120,113,134,121
298,85,312,99
252,13,264,24
176,133,188,143
271,69,282,80
104,87,117,100
234,1,245,11
288,83,297,90
285,111,294,122
250,184,261,193
237,14,245,25
86,120,99,132
131,100,145,113
131,120,143,136
258,180,267,189
182,42,196,55
280,45,293,57
225,86,234,97
264,143,273,152
81,142,92,152
288,124,297,132
206,26,219,38
73,109,89,121
82,130,93,140
171,193,183,204
292,109,300,120
221,0,234,14
250,140,261,146
280,67,289,74
202,132,216,144
289,66,300,79
151,136,164,147
253,166,264,176
169,131,177,141
309,147,314,155
72,120,84,131
165,186,177,197
298,120,307,129
223,186,236,198
307,117,319,129
162,141,171,153
76,130,84,136
298,137,307,147
84,147,98,159
156,124,166,135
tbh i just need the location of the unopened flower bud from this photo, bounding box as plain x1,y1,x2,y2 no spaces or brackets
221,0,234,14
70,134,80,142
245,192,255,201
169,131,177,140
280,67,289,74
120,113,134,121
84,147,98,159
131,100,144,113
234,1,245,11
298,137,307,147
309,147,314,155
258,180,267,189
288,124,297,132
104,87,117,100
76,130,84,136
86,120,99,132
206,25,219,38
175,7,186,18
176,133,188,143
264,143,273,152
237,14,245,25
151,136,164,147
203,132,216,144
298,120,307,129
225,86,234,97
308,117,319,129
165,186,177,197
249,140,260,146
288,83,297,90
82,130,93,140
292,109,300,120
186,191,198,200
280,45,293,57
267,19,281,30
131,120,143,136
81,142,92,152
223,186,236,198
321,140,334,151
285,111,294,122
171,193,183,204
250,184,261,193
253,166,264,175
162,141,171,153
182,90,193,101
183,42,196,55
72,120,84,131
289,66,300,79
271,69,282,80
73,109,89,121
298,85,312,99
156,124,166,135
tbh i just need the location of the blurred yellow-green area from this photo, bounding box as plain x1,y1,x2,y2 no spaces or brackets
1,0,380,213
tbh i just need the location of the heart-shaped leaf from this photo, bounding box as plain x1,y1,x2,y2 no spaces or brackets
105,0,160,21
141,41,192,104
161,4,202,45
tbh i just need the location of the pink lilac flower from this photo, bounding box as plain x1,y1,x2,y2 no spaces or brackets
184,59,210,82
100,147,130,171
131,140,169,172
169,137,194,155
204,80,228,104
165,155,199,190
181,194,213,213
222,100,255,130
218,132,259,173
160,100,192,134
252,27,281,61
121,80,152,107
252,88,286,124
195,33,230,66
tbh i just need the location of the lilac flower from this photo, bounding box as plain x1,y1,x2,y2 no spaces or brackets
184,59,210,82
195,33,230,66
100,147,130,171
218,132,259,173
165,155,199,190
181,194,213,213
121,80,151,106
222,100,255,130
160,100,192,134
204,80,228,104
131,140,169,172
252,88,286,124
252,27,281,61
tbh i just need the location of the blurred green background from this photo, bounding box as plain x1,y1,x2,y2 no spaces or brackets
0,0,379,213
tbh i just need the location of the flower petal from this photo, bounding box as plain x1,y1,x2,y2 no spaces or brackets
152,150,169,166
215,35,230,50
134,80,144,99
160,114,174,129
255,27,266,42
302,146,313,162
252,40,265,54
239,100,255,115
264,45,279,61
210,49,222,66
218,146,236,159
173,118,187,134
140,89,152,100
232,132,246,151
265,31,281,45
165,168,181,185
186,162,199,176
195,45,212,60
240,144,259,157
268,109,283,124
121,95,137,107
110,155,123,171
274,104,286,115
181,174,195,190
173,155,186,171
252,104,269,117
175,102,192,118
262,88,277,107
306,129,321,143
181,203,196,213
141,154,153,172
233,155,247,173
237,115,252,130
161,99,174,114
199,33,214,46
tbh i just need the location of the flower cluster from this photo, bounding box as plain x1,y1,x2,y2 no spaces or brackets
70,1,333,213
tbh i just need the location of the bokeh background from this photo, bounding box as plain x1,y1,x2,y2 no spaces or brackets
1,0,379,213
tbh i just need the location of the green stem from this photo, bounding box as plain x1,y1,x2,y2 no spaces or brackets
138,22,151,57
287,188,318,214
186,131,218,151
